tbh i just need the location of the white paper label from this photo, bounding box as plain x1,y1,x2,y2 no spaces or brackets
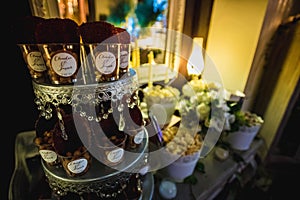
134,130,144,144
120,50,129,69
39,149,57,163
67,158,88,174
107,148,124,163
27,51,47,72
95,51,116,74
51,52,77,77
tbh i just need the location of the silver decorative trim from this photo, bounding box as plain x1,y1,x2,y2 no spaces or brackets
33,68,139,120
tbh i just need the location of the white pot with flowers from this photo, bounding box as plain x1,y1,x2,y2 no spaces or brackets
162,126,203,182
223,110,264,151
159,77,230,182
178,77,231,156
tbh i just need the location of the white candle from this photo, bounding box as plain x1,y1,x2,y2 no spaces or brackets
148,51,154,88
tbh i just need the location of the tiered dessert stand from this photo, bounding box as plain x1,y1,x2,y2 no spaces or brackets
10,69,154,199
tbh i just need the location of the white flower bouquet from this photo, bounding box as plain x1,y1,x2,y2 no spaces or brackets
178,78,231,134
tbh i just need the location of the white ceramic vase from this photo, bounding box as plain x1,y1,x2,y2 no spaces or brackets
165,150,200,182
226,125,261,151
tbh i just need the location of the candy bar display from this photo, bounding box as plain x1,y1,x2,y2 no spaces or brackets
14,17,155,199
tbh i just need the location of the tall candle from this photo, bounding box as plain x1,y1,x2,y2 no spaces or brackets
132,48,136,68
148,51,154,88
136,45,140,67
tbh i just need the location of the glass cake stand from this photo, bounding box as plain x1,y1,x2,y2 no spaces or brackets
9,130,154,200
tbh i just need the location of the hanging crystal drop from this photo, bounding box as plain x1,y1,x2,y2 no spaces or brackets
35,99,41,105
95,116,101,122
61,98,68,105
45,114,51,120
103,113,108,119
118,104,124,112
46,106,52,113
88,116,94,121
80,111,86,117
57,110,68,140
45,110,52,116
119,112,125,131
59,121,68,140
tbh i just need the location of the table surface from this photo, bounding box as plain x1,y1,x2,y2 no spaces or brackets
152,138,264,200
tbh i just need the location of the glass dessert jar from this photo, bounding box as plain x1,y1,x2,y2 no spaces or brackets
58,146,92,177
51,112,92,177
18,44,48,83
119,43,131,77
34,111,60,166
94,134,127,167
33,131,60,166
81,43,120,83
38,43,81,84
123,104,146,150
126,126,145,149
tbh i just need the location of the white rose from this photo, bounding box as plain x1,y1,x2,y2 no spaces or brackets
182,83,195,97
196,103,210,120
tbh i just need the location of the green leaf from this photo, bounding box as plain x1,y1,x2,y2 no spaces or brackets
195,161,205,173
183,174,198,185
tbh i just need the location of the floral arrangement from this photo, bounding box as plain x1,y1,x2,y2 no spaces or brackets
159,76,265,154
225,110,264,133
175,77,265,137
178,77,231,134
220,109,264,150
